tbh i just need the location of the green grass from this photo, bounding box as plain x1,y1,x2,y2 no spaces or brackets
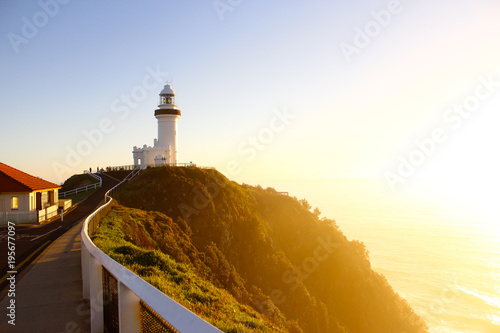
92,204,286,333
60,174,99,192
60,173,100,204
62,187,99,204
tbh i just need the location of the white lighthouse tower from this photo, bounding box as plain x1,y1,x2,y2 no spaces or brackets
132,84,181,168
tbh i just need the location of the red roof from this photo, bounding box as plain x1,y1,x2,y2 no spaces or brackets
0,162,61,193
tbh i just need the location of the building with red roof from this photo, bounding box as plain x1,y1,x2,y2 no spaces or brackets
0,162,61,224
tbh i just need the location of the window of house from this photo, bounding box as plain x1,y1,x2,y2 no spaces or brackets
11,196,19,210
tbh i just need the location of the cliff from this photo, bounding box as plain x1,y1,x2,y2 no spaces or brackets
92,166,428,332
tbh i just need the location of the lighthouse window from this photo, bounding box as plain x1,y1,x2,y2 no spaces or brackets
166,96,172,104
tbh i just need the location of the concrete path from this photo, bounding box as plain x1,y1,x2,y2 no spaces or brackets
0,220,89,333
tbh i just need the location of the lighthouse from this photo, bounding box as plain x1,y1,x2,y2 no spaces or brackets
132,84,181,168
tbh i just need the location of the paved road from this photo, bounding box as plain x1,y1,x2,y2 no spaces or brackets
0,174,119,292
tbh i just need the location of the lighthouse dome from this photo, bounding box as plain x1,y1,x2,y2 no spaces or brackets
160,84,175,95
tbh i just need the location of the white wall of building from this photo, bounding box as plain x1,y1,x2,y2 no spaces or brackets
0,189,59,225
0,189,58,212
0,192,30,212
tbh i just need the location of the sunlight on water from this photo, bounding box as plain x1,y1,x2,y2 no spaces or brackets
260,178,500,332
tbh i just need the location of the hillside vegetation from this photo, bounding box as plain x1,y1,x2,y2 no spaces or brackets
60,173,98,191
94,166,427,332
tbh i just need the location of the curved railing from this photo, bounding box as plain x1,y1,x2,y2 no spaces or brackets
60,172,102,198
81,166,222,333
85,170,104,187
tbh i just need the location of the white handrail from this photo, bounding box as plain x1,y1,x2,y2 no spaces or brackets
81,166,222,333
59,182,101,198
86,172,103,187
60,173,102,198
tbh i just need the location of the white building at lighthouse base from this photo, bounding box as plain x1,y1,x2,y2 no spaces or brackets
133,141,175,168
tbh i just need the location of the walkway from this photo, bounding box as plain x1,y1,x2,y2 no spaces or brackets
0,172,125,332
0,219,90,332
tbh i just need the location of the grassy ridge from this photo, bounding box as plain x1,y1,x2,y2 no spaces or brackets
95,166,428,332
93,204,288,332
60,174,98,191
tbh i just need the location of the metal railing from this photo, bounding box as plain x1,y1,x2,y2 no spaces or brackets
104,163,196,172
104,165,138,172
85,170,104,185
59,182,101,198
60,173,102,198
102,163,218,173
81,166,222,333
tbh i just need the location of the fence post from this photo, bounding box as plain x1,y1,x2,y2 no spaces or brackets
89,254,104,332
82,243,90,299
119,282,141,333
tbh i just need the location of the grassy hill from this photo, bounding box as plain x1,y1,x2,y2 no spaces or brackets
60,173,98,192
93,205,287,332
60,173,100,203
93,166,428,332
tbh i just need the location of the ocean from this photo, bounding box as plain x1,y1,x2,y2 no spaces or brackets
259,178,500,333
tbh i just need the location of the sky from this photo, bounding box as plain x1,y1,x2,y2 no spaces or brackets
1,0,499,196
